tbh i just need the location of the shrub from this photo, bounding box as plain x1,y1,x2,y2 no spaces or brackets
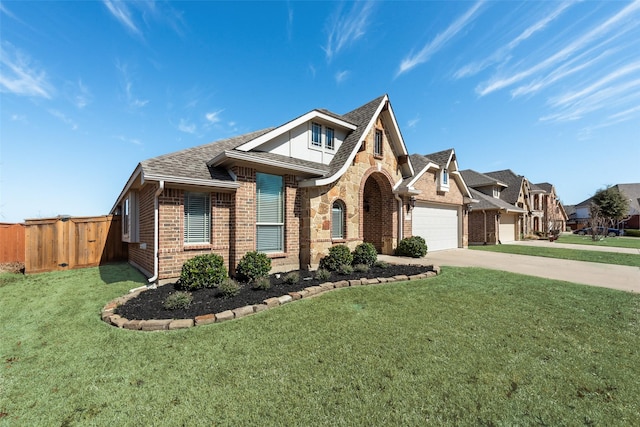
374,260,389,269
179,254,228,290
395,236,428,258
624,229,640,238
354,263,369,273
338,264,354,275
236,251,271,283
283,271,300,285
163,291,193,310
352,242,378,267
319,245,353,272
219,278,241,298
314,268,331,281
252,277,271,290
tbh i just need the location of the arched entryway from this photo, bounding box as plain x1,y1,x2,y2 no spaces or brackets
361,172,395,254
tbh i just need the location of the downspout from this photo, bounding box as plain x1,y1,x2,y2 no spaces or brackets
147,180,165,287
395,194,404,243
483,210,487,245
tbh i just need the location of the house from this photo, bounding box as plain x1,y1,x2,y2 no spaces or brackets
111,95,472,284
398,150,474,251
571,183,640,230
530,182,567,235
460,169,526,244
461,169,567,244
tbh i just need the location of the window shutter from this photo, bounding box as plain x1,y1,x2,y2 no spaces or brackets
184,192,210,244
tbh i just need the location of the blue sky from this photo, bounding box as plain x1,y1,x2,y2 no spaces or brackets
1,1,639,223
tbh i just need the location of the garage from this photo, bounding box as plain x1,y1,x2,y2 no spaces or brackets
498,214,517,243
412,203,460,251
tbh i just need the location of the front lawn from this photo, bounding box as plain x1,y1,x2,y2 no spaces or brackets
557,233,640,249
1,264,639,425
470,244,640,267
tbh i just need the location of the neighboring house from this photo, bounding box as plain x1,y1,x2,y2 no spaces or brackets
460,169,526,244
571,183,640,230
530,182,568,234
111,95,471,284
398,150,474,251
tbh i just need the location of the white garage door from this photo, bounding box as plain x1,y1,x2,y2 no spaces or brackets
412,203,459,251
499,214,516,243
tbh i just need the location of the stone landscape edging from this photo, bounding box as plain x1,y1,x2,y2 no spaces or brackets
101,265,441,331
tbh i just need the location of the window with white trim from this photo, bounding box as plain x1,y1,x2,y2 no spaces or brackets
332,200,345,240
184,191,211,244
326,127,335,150
374,130,383,157
256,173,284,253
122,191,138,242
311,122,322,147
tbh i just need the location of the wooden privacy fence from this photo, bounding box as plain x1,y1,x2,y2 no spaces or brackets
0,223,25,263
24,215,128,273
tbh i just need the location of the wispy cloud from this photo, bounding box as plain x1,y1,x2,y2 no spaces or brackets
0,43,53,98
205,109,224,124
49,109,78,130
407,117,420,128
66,79,92,109
397,1,484,77
323,1,374,62
116,61,149,109
178,118,196,134
10,114,27,123
476,0,640,97
115,135,142,146
455,1,574,79
103,0,141,36
287,4,294,42
335,70,350,84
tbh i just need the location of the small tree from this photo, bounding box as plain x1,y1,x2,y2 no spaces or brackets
588,186,629,240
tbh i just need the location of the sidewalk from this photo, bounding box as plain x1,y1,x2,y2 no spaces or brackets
379,245,640,293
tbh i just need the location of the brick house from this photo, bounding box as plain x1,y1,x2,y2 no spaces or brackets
112,95,471,284
530,182,567,235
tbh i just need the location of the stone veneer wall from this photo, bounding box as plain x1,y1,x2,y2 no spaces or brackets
302,115,405,267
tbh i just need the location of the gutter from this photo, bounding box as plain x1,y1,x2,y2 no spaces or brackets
147,180,165,286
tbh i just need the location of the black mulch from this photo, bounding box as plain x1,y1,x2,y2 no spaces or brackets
115,264,433,320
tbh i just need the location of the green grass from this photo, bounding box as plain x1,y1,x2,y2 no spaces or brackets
470,244,640,267
557,233,640,249
1,264,639,425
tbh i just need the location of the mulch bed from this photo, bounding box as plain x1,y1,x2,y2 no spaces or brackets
116,264,433,320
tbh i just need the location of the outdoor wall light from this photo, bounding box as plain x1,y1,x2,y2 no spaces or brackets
409,196,416,210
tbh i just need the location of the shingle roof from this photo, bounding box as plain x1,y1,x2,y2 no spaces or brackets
460,169,506,188
484,169,525,205
424,149,453,167
469,188,526,213
535,182,554,193
140,128,273,182
616,183,640,214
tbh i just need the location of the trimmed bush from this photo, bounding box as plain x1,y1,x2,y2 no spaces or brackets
395,236,428,258
319,245,353,272
283,271,300,285
236,251,271,283
374,260,389,269
354,264,369,273
351,242,378,267
314,268,331,281
163,291,193,310
252,277,271,290
179,254,228,290
338,264,354,275
624,229,640,238
219,278,241,298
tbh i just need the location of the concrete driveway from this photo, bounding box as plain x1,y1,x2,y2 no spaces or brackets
379,242,640,293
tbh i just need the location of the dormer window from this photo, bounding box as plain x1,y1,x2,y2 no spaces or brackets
438,168,449,192
311,122,322,147
493,187,500,198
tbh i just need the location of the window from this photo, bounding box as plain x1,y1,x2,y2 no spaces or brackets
332,200,345,240
256,173,284,252
442,169,448,185
184,191,210,244
325,127,335,150
311,122,322,147
122,191,138,242
493,187,500,198
374,130,383,157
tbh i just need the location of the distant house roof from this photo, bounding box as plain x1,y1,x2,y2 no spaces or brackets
460,169,507,188
469,188,526,213
484,169,526,205
574,183,640,215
